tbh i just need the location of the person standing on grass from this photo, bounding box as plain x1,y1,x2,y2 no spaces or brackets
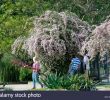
68,55,81,76
32,56,43,89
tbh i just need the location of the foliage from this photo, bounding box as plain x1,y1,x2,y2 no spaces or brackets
69,74,95,91
19,68,32,81
0,53,20,82
0,53,32,82
41,73,62,89
0,0,36,53
1,0,110,54
41,73,95,91
12,11,91,74
81,19,110,59
0,0,110,83
11,50,33,82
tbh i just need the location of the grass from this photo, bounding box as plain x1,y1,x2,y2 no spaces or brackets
97,85,110,88
96,84,110,91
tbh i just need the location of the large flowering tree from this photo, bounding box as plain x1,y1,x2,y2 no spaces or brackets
81,18,110,59
12,11,92,74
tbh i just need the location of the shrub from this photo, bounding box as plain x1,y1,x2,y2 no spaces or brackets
41,73,61,89
41,73,96,91
0,53,20,82
19,68,32,81
69,74,95,91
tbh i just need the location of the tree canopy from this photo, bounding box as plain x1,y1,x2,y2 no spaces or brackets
0,0,110,54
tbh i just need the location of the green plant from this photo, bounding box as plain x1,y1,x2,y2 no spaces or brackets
0,53,20,82
41,73,96,91
41,73,61,89
60,75,73,89
19,68,32,81
69,74,95,91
